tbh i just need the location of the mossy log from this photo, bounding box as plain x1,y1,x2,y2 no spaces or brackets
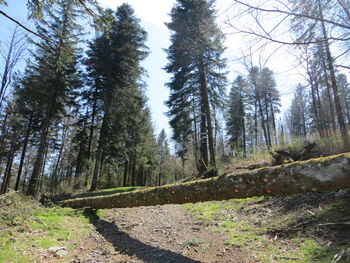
60,153,350,209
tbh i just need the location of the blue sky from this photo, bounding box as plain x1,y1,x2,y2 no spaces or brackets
1,0,311,139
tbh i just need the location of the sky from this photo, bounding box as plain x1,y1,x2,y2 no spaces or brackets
0,0,316,138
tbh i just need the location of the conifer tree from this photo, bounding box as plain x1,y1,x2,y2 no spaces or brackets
226,76,247,157
165,0,227,174
290,84,308,138
86,4,148,191
25,0,82,196
157,129,170,186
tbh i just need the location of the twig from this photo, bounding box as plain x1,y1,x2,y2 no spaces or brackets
232,0,350,30
273,255,300,261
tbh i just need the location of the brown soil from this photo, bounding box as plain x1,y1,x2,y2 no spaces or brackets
59,205,248,263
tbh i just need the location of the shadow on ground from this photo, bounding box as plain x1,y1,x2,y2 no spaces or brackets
83,209,200,263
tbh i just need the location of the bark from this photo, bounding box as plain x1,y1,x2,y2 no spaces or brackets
90,111,108,191
27,120,51,196
60,153,350,209
263,92,272,146
257,91,270,147
199,57,216,170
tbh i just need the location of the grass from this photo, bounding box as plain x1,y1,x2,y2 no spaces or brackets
184,237,205,247
184,192,350,262
0,193,100,262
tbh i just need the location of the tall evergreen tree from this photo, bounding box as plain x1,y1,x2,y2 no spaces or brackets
226,75,247,157
165,0,227,174
86,4,148,191
24,0,82,196
156,129,170,186
290,84,308,138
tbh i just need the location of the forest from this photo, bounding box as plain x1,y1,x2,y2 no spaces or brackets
1,1,350,262
0,0,349,197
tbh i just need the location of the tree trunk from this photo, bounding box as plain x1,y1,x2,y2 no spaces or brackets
256,89,270,147
90,111,108,191
123,159,128,187
320,43,337,133
87,87,98,159
315,81,328,136
27,122,50,196
199,106,208,172
51,123,68,191
318,0,350,150
0,149,14,194
60,153,350,209
308,69,323,138
242,115,247,158
15,117,32,191
263,93,272,146
254,101,258,148
199,57,216,170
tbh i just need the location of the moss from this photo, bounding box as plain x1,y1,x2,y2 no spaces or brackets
60,153,350,209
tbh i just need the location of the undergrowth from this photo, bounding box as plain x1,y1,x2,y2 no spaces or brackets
0,193,99,262
184,191,350,262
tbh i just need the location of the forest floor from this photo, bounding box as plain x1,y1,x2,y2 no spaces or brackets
1,188,350,263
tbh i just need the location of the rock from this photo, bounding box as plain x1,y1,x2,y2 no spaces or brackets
56,249,68,257
48,246,64,253
48,246,68,257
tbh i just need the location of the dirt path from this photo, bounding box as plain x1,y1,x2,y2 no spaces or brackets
67,205,248,263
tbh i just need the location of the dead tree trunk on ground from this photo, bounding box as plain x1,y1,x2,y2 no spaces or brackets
60,153,350,209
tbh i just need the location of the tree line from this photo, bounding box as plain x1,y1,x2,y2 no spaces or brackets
0,0,349,197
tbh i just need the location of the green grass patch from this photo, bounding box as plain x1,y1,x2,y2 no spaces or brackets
184,193,350,262
0,193,101,262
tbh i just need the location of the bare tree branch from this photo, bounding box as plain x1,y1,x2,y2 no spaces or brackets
232,0,350,30
225,20,350,45
0,10,72,54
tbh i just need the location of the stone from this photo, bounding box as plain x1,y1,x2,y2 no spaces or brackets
48,246,68,257
56,249,68,257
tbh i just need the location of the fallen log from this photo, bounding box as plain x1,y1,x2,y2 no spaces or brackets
59,153,350,209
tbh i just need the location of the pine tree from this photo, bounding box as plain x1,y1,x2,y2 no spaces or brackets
86,4,148,191
226,76,247,157
165,0,227,174
25,0,82,196
247,66,280,148
290,84,308,138
157,129,170,186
